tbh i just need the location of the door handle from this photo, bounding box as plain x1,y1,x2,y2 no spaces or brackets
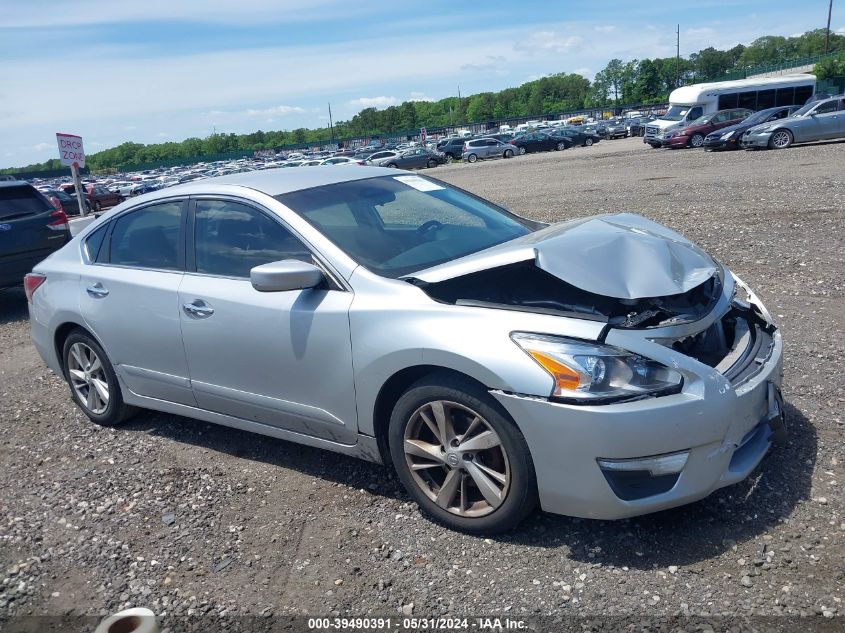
183,300,214,318
86,283,109,298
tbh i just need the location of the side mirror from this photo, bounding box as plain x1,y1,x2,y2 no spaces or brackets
250,260,324,292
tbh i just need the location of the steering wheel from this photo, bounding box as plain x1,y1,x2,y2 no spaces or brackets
416,220,444,239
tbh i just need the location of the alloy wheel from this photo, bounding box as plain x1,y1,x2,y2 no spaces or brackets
518,147,526,155
691,134,705,148
771,130,791,149
403,400,510,517
67,342,109,414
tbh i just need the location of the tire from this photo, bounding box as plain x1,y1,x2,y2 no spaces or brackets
386,163,398,169
467,154,478,163
518,146,526,155
689,133,705,148
94,201,102,213
426,159,437,168
584,138,593,146
769,129,793,150
648,143,661,148
503,149,514,158
388,373,538,534
556,142,566,151
62,330,137,426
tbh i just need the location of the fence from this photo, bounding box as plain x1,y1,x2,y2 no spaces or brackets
718,51,841,82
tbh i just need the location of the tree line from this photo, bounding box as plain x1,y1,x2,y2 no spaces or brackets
4,28,843,174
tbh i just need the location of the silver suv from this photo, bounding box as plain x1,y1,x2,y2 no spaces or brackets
462,138,517,162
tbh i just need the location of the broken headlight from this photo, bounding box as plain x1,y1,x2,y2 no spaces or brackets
512,333,682,403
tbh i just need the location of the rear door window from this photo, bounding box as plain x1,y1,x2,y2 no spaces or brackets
109,200,185,270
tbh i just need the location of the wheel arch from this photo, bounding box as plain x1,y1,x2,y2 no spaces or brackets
54,320,98,372
371,365,498,461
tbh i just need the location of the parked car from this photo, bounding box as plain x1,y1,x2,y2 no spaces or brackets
487,133,515,144
663,109,753,149
512,132,572,154
462,138,518,162
626,116,654,137
25,167,785,533
1,181,70,289
39,188,85,216
378,148,445,169
703,106,799,151
58,183,123,212
740,96,845,150
603,121,629,139
319,157,363,166
550,128,599,147
437,137,469,160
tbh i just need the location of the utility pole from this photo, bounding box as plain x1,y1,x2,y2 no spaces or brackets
676,24,681,88
825,0,833,54
328,102,335,147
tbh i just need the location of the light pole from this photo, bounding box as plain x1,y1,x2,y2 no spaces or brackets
825,0,833,54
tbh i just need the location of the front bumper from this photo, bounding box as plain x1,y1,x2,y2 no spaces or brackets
492,324,784,520
703,137,739,150
665,135,689,148
740,131,772,149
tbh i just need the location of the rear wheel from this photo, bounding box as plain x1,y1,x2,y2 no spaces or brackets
386,163,398,169
466,154,478,163
62,330,137,426
389,374,538,534
556,142,567,151
427,159,437,168
769,129,793,149
689,133,705,148
94,201,102,213
503,149,514,158
584,138,593,146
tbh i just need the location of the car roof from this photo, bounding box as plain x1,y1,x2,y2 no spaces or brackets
144,165,400,198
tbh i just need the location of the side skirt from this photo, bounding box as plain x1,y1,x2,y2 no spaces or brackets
122,390,384,464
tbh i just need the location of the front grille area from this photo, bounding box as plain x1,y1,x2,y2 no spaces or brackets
658,303,776,387
645,125,659,139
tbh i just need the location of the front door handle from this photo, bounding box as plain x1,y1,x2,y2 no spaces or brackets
183,299,214,318
86,283,109,298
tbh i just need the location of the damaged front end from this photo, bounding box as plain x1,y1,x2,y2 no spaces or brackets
409,259,724,329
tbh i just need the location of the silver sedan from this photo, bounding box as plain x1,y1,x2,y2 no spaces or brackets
26,167,785,533
740,95,845,149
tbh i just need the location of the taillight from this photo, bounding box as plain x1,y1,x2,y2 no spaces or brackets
24,273,46,304
47,195,63,212
47,209,69,232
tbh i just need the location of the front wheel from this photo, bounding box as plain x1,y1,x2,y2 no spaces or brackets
389,374,538,534
556,142,567,151
466,154,478,163
584,138,593,146
648,143,661,149
689,133,705,148
427,159,437,168
63,330,137,426
503,149,514,158
518,146,526,155
769,129,793,149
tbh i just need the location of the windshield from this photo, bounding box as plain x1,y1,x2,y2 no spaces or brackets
662,105,693,121
791,101,818,117
276,175,533,278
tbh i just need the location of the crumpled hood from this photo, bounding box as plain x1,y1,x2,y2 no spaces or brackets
405,213,717,300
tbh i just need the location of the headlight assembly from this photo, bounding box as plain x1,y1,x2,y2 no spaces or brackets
720,130,735,140
512,333,683,403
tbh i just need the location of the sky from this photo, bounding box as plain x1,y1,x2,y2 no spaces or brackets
1,0,841,167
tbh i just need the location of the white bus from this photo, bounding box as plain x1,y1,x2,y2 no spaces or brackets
644,73,816,147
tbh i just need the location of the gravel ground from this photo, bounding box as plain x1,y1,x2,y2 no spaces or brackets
1,137,843,627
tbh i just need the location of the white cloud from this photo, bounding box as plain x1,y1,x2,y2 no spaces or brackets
515,31,583,55
837,26,845,34
33,142,51,151
155,132,168,137
245,105,305,117
349,96,399,108
594,25,616,33
409,92,435,102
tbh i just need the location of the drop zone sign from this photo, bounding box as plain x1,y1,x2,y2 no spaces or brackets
56,133,86,168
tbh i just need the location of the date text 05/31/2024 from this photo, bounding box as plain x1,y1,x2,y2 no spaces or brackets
307,617,528,631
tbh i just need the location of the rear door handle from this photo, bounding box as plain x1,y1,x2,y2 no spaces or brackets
86,283,109,298
183,299,214,318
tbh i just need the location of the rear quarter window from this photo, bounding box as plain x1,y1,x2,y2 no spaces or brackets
84,223,109,262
